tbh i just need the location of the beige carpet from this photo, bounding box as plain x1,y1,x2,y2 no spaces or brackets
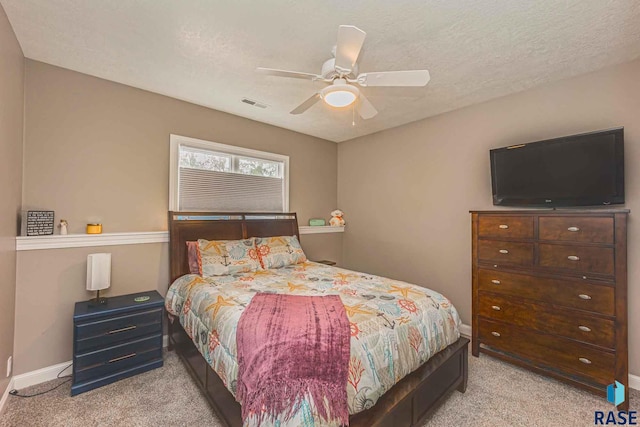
1,350,636,427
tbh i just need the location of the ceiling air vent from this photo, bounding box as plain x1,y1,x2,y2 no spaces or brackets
241,98,267,109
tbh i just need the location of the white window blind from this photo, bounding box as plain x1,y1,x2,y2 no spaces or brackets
170,135,289,212
179,168,284,211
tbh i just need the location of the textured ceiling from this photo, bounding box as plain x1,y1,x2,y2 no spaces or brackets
2,0,640,142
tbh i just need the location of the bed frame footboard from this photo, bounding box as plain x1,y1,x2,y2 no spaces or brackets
168,315,468,427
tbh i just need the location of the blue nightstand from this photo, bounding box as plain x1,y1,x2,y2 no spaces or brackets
71,290,164,396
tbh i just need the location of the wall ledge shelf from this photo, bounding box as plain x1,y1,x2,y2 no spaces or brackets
16,226,344,251
16,232,169,251
298,225,345,235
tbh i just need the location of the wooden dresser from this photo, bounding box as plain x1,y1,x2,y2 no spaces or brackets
470,210,628,409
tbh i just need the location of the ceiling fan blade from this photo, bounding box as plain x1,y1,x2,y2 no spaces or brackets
357,94,378,119
257,67,319,80
290,93,321,115
357,70,431,87
335,25,366,73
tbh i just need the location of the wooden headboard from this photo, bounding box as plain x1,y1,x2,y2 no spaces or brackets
168,211,300,282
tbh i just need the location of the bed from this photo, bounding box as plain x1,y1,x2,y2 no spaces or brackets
166,211,469,427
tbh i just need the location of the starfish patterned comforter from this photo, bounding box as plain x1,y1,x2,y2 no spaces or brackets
165,261,461,421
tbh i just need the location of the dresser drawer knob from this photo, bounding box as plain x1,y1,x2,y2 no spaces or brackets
499,224,509,229
567,255,580,261
567,226,580,232
499,249,509,254
578,357,592,365
491,305,501,311
578,294,592,300
491,279,501,285
578,325,592,332
108,325,137,334
109,353,137,364
491,331,501,337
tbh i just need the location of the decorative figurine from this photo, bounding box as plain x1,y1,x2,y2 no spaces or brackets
329,210,345,226
59,219,68,235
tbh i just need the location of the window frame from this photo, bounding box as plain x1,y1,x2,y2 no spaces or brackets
169,134,290,212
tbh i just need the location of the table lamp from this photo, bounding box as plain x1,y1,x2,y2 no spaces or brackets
87,253,111,304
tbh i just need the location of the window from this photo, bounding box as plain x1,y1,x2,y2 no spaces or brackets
169,135,289,212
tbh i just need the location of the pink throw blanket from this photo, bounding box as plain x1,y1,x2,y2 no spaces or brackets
236,293,350,426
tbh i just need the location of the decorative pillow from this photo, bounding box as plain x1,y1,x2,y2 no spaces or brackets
197,238,262,276
186,241,202,275
255,235,307,269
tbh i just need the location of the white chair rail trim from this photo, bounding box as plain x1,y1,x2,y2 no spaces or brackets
16,226,344,251
16,232,169,251
298,225,345,234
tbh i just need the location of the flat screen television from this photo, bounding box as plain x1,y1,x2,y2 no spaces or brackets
490,128,624,207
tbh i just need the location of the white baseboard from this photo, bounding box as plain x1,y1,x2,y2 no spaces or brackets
459,323,472,338
630,373,640,391
0,377,15,415
12,335,169,391
12,360,72,390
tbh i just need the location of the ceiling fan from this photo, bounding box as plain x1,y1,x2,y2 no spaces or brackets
257,25,431,120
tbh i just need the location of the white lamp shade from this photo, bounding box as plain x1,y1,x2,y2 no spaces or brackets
87,253,111,291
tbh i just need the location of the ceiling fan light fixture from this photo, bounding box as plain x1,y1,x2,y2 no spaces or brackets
324,90,357,107
321,81,359,108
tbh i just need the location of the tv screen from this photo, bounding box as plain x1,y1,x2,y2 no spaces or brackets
490,128,624,207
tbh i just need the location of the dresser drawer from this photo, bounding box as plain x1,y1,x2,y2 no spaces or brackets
539,217,614,244
478,216,534,239
75,308,162,352
538,243,614,276
74,334,162,382
477,269,614,315
478,240,534,267
478,294,614,348
478,319,614,386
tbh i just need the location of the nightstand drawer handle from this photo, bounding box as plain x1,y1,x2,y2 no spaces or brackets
491,279,501,284
491,331,501,337
578,357,592,365
499,224,509,229
567,255,580,261
578,325,591,332
578,294,592,300
491,305,501,311
108,325,137,334
499,249,509,254
109,353,137,364
567,226,580,232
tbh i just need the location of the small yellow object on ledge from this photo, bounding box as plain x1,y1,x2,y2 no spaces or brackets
86,224,102,234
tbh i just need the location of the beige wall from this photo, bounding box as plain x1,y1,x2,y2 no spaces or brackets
0,4,24,394
23,60,337,232
14,61,341,374
338,59,640,375
300,233,343,265
14,244,168,374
